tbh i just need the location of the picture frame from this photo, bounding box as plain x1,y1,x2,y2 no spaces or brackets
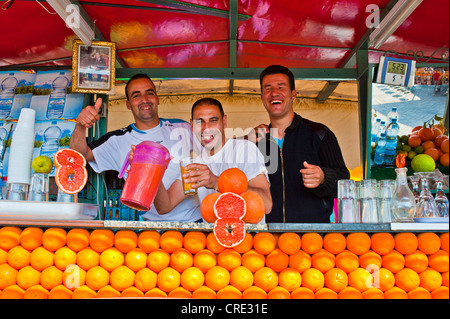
72,40,116,94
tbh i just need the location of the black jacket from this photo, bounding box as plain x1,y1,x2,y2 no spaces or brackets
258,113,350,223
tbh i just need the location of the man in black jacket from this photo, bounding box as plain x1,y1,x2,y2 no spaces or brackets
251,65,350,223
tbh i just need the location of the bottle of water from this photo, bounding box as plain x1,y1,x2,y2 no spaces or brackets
385,118,400,165
377,121,386,141
0,73,18,119
387,107,399,125
371,118,381,144
46,73,69,120
40,121,61,175
374,132,386,166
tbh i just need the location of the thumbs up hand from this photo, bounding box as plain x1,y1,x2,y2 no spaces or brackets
299,161,325,189
76,98,103,129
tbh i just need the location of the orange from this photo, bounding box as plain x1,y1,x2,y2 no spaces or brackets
324,268,348,293
96,285,121,298
408,287,431,299
242,286,267,299
417,232,441,255
266,248,289,272
160,231,183,253
233,232,253,254
0,285,25,299
418,127,434,142
361,287,384,299
0,248,7,264
394,233,418,255
7,245,31,269
382,250,405,273
40,266,63,290
424,148,440,161
435,134,448,148
76,247,100,271
54,246,77,271
291,287,315,299
277,232,301,255
289,250,311,273
180,267,205,292
137,230,160,253
315,287,338,299
230,266,253,292
373,268,395,292
421,140,436,151
278,268,301,292
147,249,170,273
110,265,135,292
301,233,323,255
346,233,371,255
440,152,449,167
267,286,290,299
338,286,362,299
157,267,180,293
217,167,248,194
206,232,225,254
442,271,449,287
254,267,278,292
62,265,86,290
0,226,22,250
359,250,382,269
431,286,449,299
441,138,449,153
311,249,335,273
348,268,373,292
72,285,96,299
54,148,87,168
242,249,265,273
167,286,192,298
48,285,73,299
0,264,18,290
193,249,217,273
384,287,407,299
170,248,194,273
30,246,54,271
16,265,40,290
335,250,359,274
370,233,395,256
192,286,216,299
217,285,242,299
395,268,420,292
85,266,110,291
100,247,124,272
66,228,90,252
121,286,144,298
217,248,241,271
241,191,265,224
301,268,324,293
144,287,167,298
253,232,276,255
200,192,220,223
404,250,429,273
428,249,449,272
419,268,442,292
183,231,206,254
205,266,230,291
114,230,138,253
134,268,157,292
24,285,49,299
323,233,346,255
54,164,88,195
89,229,114,253
19,227,43,251
125,248,147,272
408,135,422,148
42,228,66,252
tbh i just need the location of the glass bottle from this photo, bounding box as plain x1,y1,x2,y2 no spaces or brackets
391,167,416,222
410,178,421,204
435,180,449,217
416,177,439,218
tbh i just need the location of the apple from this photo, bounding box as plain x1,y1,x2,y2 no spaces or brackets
32,155,53,174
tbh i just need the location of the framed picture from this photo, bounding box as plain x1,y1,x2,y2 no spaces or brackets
72,40,116,93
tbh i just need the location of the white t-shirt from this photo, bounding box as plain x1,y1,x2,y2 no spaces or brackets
88,118,202,222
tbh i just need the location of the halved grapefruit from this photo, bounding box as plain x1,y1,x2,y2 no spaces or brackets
54,148,87,169
55,164,88,194
213,218,247,248
214,192,246,220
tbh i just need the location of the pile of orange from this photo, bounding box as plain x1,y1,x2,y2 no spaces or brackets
0,226,448,299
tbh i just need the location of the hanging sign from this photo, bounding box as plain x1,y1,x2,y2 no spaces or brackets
376,56,416,87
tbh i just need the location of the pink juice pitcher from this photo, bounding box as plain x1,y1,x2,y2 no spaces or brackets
118,141,171,211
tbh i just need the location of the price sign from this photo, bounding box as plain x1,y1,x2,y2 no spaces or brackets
376,56,416,86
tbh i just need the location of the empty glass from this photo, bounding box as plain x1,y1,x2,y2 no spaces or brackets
360,179,379,223
6,183,28,200
416,176,439,218
378,180,395,223
435,180,449,217
57,188,77,203
28,173,49,202
337,179,360,223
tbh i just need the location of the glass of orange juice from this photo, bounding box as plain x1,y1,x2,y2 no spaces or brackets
180,157,197,196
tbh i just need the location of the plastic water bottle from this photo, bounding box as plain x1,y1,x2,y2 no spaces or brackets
40,121,61,174
387,107,399,125
371,118,381,144
385,118,400,165
377,121,386,141
0,73,18,119
374,132,386,165
46,73,69,120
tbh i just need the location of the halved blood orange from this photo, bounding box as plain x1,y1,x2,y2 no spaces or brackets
213,218,246,248
55,164,88,194
214,192,246,220
54,148,87,169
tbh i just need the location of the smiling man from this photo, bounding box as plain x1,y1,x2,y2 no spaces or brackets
70,73,202,222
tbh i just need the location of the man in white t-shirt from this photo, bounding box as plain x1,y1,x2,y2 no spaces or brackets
152,98,272,221
69,73,202,222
